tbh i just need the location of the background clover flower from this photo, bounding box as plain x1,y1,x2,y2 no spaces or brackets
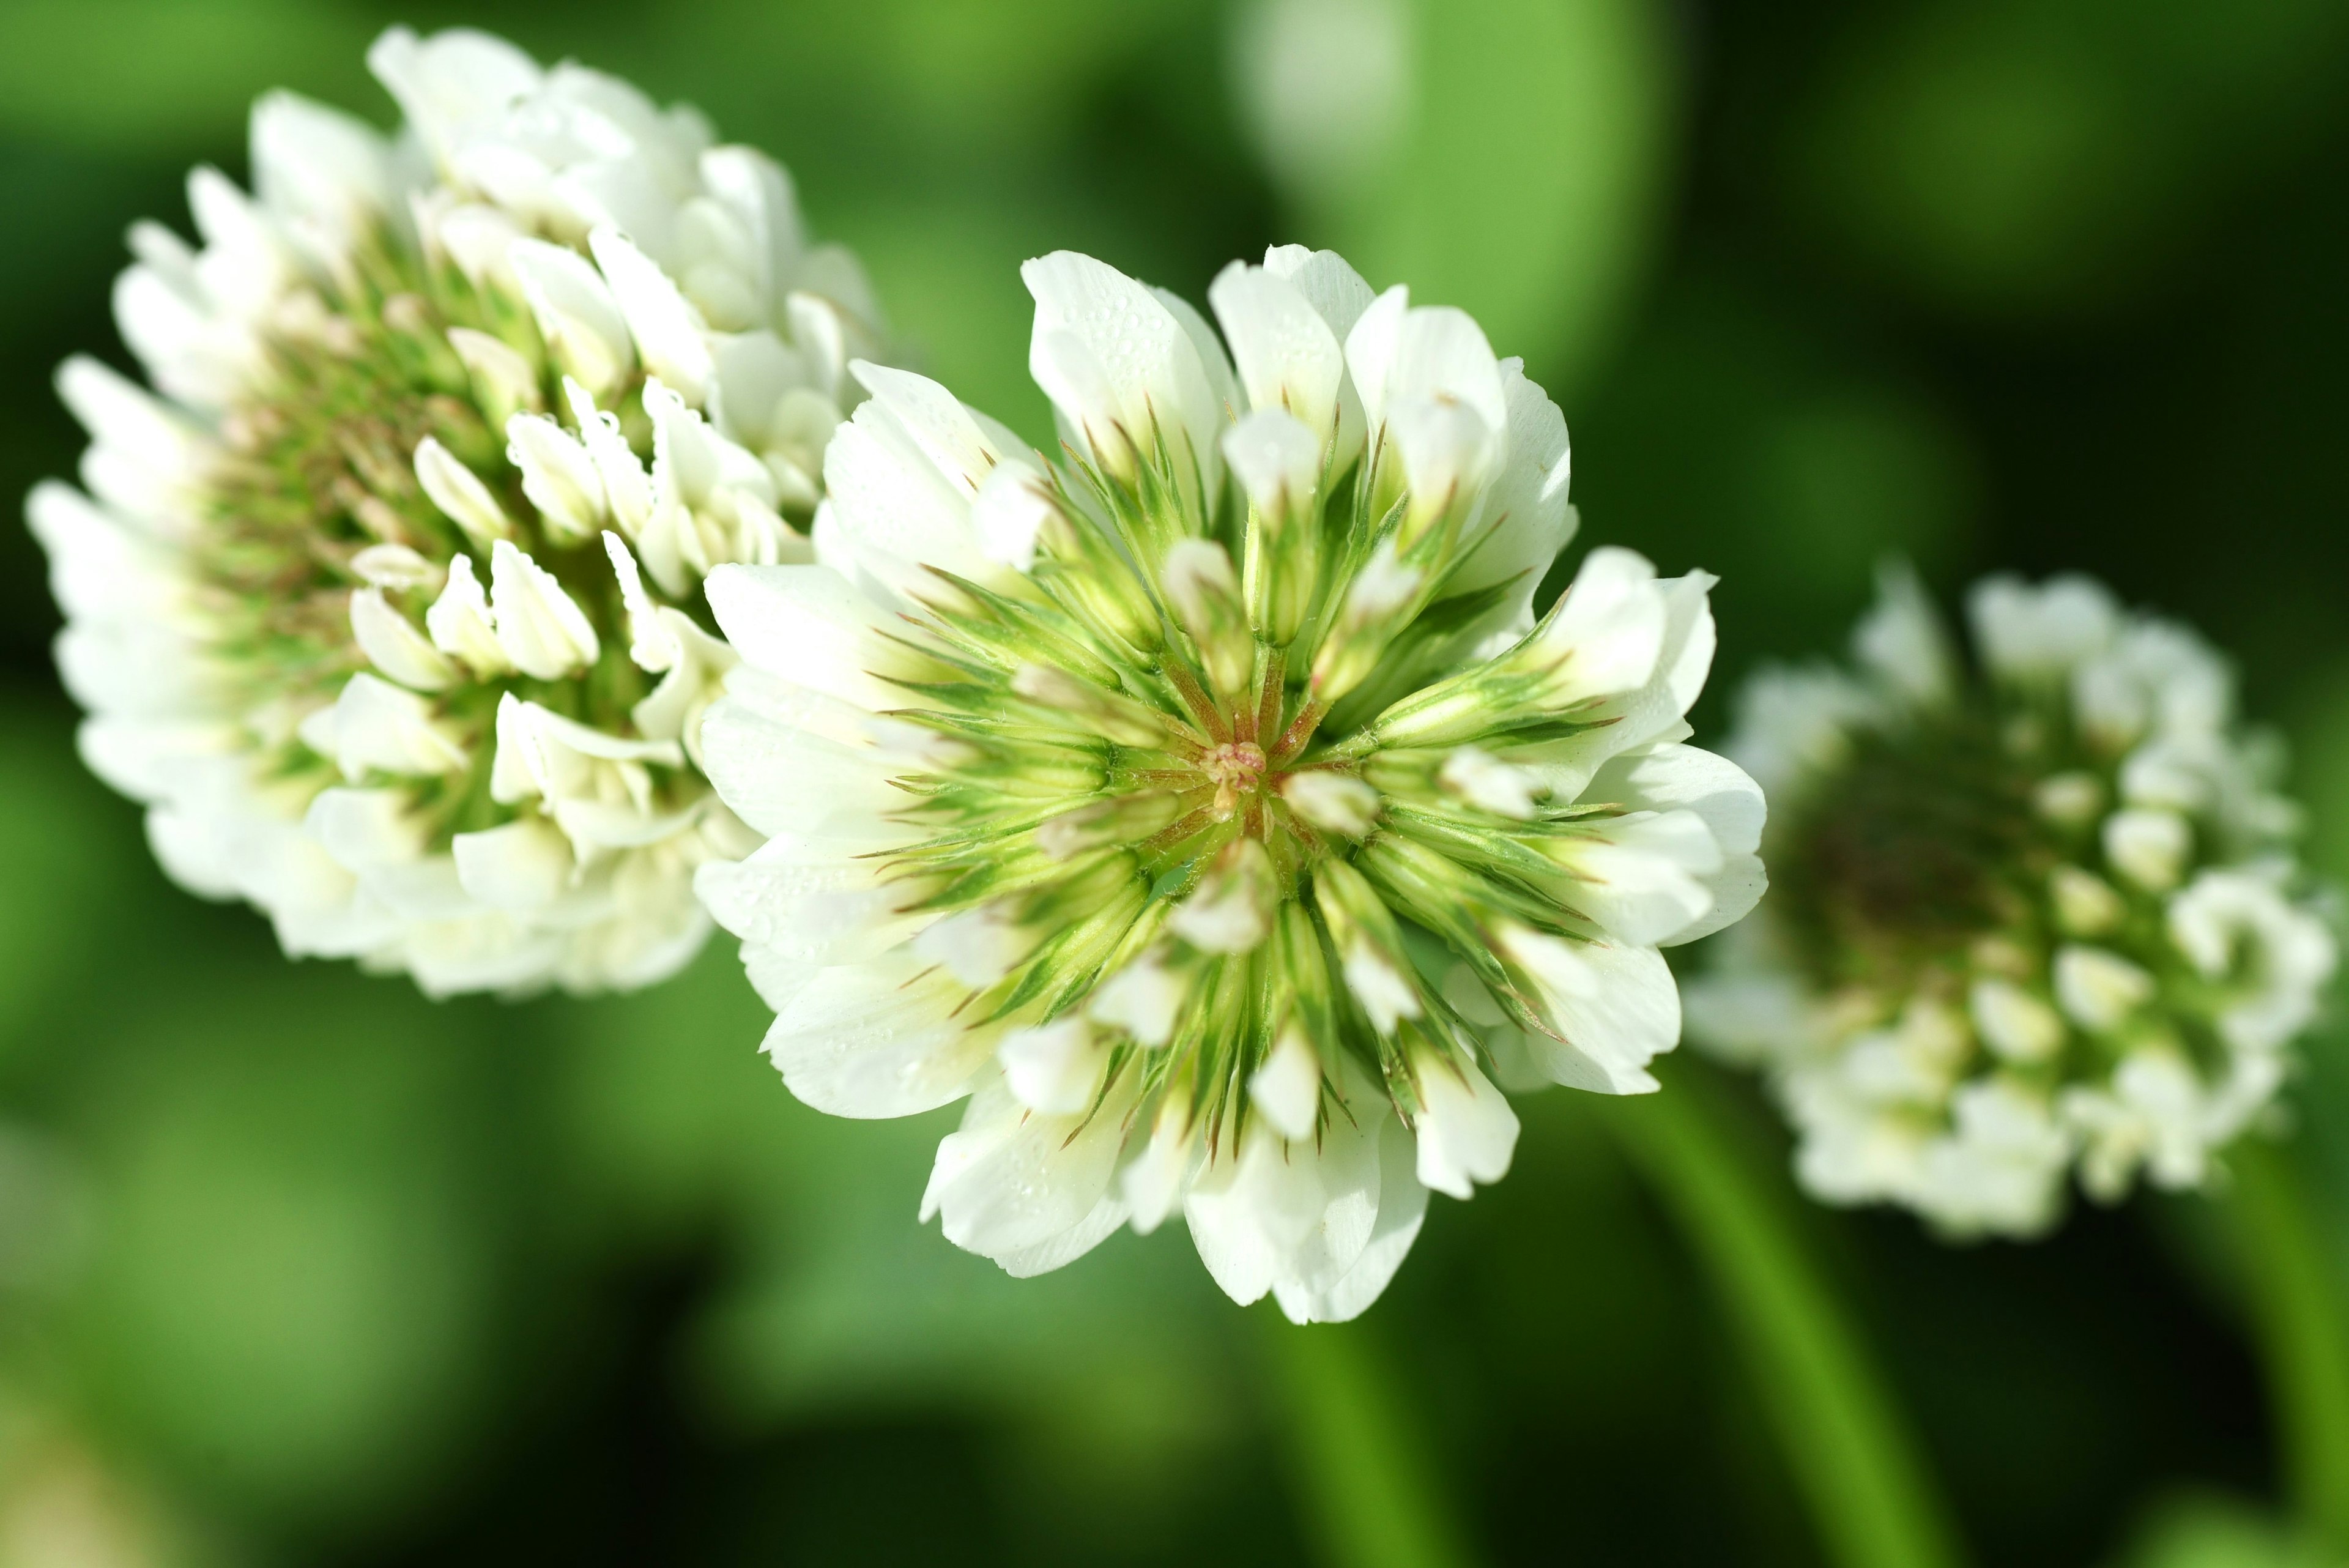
694,246,1764,1321
27,26,887,994
1688,567,2337,1238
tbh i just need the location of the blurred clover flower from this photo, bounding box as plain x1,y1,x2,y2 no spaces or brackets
694,246,1764,1321
28,27,888,994
1688,568,2336,1238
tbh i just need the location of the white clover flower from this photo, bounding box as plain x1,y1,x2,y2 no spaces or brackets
29,28,891,995
695,247,1765,1321
1686,565,2336,1238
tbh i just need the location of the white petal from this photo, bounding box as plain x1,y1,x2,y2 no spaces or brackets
1222,407,1324,519
311,672,468,780
1966,573,2119,685
1497,924,1679,1094
1413,1055,1520,1200
1279,1115,1428,1325
1208,260,1353,455
1022,251,1222,494
997,1017,1104,1116
1969,979,2066,1064
703,563,907,712
922,1076,1130,1268
350,588,457,691
1853,561,1955,708
566,379,653,533
1262,245,1378,341
763,950,994,1117
305,786,427,871
506,413,605,540
509,238,635,395
249,91,389,249
590,225,713,404
425,554,511,675
1249,1028,1324,1141
488,539,600,678
413,436,511,545
1532,546,1667,703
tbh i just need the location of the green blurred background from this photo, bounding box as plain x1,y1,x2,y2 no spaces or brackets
0,0,2346,1562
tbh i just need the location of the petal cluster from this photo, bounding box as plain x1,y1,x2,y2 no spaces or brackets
1688,568,2335,1237
697,247,1763,1320
29,28,886,993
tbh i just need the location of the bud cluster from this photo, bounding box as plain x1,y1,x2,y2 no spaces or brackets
1688,569,2336,1236
31,28,887,992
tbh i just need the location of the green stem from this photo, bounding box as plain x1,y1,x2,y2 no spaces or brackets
1264,1313,1482,1568
1608,1059,1969,1568
2222,1137,2349,1550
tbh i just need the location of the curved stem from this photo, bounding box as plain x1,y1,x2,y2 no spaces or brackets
1264,1313,1482,1568
2222,1137,2349,1550
1607,1059,1969,1568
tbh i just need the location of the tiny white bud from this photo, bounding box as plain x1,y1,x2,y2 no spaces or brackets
1089,950,1189,1047
1281,770,1380,838
602,531,681,673
350,542,443,593
488,539,601,680
1168,839,1277,955
912,902,1037,989
1345,938,1422,1037
349,588,456,691
1249,1027,1324,1142
414,435,513,545
448,325,542,417
1969,977,2065,1064
997,1017,1102,1116
507,412,606,542
1222,406,1321,521
1413,1052,1520,1200
2034,771,2104,828
424,554,511,675
1161,539,1253,698
2053,945,2155,1033
2104,808,2191,891
2049,864,2125,935
1439,745,1543,819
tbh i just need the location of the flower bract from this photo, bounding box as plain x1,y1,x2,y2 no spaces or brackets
1687,567,2336,1237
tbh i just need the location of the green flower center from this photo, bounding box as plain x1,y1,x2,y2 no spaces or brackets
189,230,703,845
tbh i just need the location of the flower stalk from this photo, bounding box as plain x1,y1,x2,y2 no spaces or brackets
2223,1137,2349,1551
1266,1315,1482,1568
1609,1057,1969,1568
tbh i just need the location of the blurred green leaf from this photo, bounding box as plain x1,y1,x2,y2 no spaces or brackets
61,973,508,1529
1242,0,1682,399
0,0,377,150
1572,273,1977,669
0,700,145,1069
1785,0,2349,318
2107,1495,2335,1568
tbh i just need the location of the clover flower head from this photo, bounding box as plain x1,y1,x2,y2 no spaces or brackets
1688,566,2336,1238
697,246,1764,1320
31,27,889,993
